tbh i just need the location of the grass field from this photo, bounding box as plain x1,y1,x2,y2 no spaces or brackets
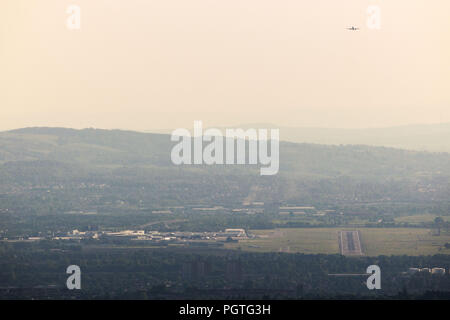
225,228,450,256
394,214,450,224
359,228,450,256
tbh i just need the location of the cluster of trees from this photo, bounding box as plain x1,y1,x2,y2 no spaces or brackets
1,242,449,299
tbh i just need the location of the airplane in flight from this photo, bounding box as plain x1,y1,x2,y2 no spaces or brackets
346,26,360,31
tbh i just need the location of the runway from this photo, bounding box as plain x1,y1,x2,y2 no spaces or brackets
339,231,363,256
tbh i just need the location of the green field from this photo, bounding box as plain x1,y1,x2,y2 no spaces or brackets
225,228,450,256
394,214,450,224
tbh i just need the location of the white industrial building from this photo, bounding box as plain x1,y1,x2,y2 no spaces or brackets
431,267,446,275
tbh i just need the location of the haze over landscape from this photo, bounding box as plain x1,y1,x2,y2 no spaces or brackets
1,1,450,301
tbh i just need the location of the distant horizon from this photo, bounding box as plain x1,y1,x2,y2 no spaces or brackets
2,120,450,134
6,121,450,154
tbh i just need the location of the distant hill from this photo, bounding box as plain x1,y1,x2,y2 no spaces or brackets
0,127,171,166
2,127,450,207
151,123,450,153
1,127,450,179
274,123,450,152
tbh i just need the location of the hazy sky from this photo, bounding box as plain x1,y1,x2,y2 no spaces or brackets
1,0,449,131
